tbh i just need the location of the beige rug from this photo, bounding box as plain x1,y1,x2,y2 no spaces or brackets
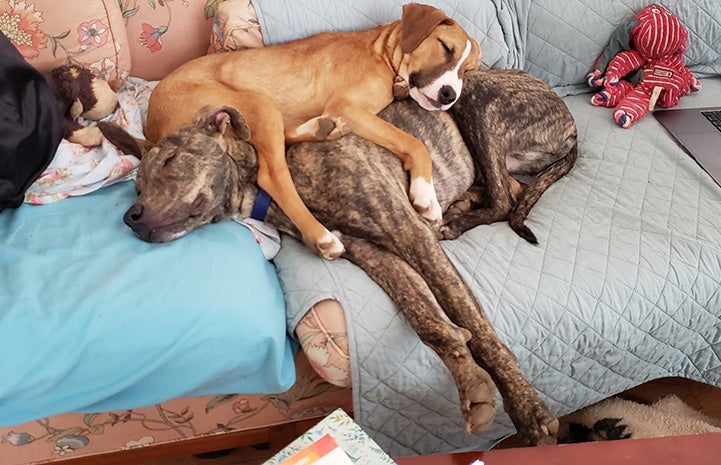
559,395,721,443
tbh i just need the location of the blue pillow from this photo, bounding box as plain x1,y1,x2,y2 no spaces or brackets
0,182,294,426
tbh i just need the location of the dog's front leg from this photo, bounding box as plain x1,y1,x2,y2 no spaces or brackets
329,102,443,224
247,109,345,260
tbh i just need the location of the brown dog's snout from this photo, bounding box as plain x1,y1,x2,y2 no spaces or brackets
124,203,151,240
438,85,456,105
124,203,143,226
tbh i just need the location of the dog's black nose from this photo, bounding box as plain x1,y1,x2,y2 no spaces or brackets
438,85,456,105
124,203,144,227
124,203,153,241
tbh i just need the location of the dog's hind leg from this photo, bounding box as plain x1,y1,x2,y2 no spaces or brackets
439,137,517,240
507,139,578,243
286,115,352,142
341,235,497,433
382,226,559,446
443,69,579,244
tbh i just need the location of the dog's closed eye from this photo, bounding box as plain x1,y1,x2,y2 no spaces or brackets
162,153,177,167
189,194,206,218
438,39,454,57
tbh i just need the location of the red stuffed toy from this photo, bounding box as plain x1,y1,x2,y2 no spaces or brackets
588,4,700,128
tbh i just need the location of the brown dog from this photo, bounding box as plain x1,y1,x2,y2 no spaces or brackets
144,3,480,260
101,69,577,445
443,69,578,243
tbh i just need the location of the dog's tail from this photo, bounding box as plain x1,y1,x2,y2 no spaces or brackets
509,138,579,244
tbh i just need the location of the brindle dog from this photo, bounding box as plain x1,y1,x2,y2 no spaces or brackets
100,69,577,445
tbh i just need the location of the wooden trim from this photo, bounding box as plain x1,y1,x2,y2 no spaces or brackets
50,417,328,465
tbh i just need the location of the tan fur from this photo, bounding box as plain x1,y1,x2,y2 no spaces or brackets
100,70,572,441
145,3,480,260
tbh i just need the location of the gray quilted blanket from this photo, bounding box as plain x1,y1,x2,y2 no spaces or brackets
259,0,721,456
253,0,721,94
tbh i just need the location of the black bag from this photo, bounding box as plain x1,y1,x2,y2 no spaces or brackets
0,31,64,211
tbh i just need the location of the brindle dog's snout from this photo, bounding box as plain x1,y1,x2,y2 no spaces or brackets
124,203,150,240
438,85,456,106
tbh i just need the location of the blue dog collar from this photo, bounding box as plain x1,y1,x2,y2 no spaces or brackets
250,188,272,221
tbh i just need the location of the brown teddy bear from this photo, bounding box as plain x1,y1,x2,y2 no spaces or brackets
46,64,119,146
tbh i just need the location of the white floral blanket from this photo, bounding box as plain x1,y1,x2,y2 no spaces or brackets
23,78,155,205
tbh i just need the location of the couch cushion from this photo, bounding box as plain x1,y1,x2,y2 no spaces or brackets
0,181,295,426
122,1,215,80
274,77,721,456
524,0,721,95
0,0,131,84
252,0,524,71
209,0,264,54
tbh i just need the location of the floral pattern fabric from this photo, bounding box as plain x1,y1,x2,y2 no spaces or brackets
0,0,131,84
121,0,221,80
296,300,353,388
0,354,353,464
208,0,263,53
264,409,396,465
23,77,154,204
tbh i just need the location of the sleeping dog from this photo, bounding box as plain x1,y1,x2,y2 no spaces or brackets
101,69,577,445
144,3,480,260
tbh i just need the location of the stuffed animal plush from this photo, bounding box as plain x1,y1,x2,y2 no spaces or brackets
587,4,700,128
45,64,119,146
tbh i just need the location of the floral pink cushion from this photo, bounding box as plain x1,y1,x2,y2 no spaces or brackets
208,0,263,54
295,300,352,388
0,0,131,85
0,352,352,464
121,0,216,81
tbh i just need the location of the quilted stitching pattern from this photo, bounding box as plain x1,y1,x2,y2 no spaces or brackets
254,0,720,96
276,78,721,456
261,0,721,456
524,0,721,93
252,0,522,70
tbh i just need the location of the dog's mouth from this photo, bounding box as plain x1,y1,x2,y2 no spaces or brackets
419,90,443,109
143,224,191,243
124,203,196,242
410,87,449,111
131,219,192,243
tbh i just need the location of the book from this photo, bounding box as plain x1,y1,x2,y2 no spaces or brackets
278,433,353,465
263,408,396,465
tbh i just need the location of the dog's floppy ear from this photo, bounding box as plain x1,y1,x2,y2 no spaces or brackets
471,38,482,70
194,105,251,142
400,3,454,53
97,121,149,158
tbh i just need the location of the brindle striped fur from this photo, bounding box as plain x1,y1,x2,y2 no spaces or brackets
444,69,578,243
101,69,577,446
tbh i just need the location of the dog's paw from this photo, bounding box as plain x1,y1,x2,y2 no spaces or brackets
503,383,559,446
409,178,442,223
316,116,351,141
439,224,462,241
443,345,497,434
289,116,351,142
462,369,496,433
510,400,559,446
316,229,345,260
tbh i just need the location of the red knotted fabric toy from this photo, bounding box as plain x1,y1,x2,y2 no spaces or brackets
587,4,700,128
